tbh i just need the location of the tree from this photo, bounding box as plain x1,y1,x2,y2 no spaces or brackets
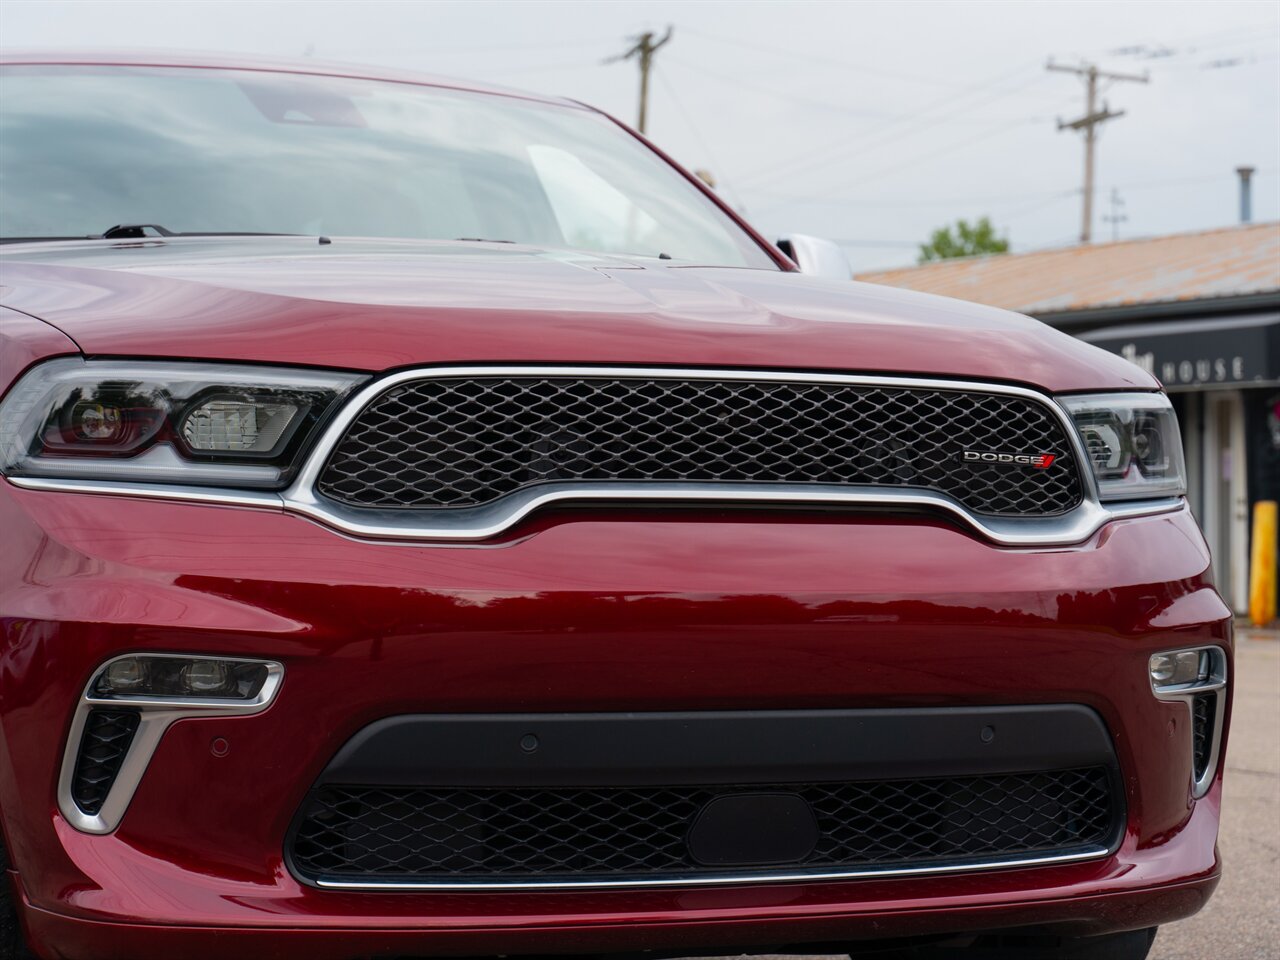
918,217,1009,263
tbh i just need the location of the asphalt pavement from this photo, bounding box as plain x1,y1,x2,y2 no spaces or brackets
690,626,1280,960
1147,626,1280,960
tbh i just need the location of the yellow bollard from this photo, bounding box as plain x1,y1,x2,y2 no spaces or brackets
1249,500,1278,627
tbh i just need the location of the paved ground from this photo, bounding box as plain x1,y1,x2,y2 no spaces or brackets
1148,626,1280,960
688,626,1280,960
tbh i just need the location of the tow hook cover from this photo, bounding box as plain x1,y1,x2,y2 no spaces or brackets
687,792,820,866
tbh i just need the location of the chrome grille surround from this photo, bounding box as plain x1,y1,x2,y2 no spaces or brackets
316,375,1083,517
10,367,1187,546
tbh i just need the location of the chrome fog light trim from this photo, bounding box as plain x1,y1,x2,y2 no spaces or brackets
57,653,284,834
1149,645,1227,799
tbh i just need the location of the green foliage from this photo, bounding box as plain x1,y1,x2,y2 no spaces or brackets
918,217,1009,263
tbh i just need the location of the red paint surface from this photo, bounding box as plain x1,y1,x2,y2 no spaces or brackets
0,239,1156,392
0,306,80,387
0,482,1231,957
0,52,1224,960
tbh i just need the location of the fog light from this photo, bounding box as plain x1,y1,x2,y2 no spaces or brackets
90,655,272,700
64,653,284,834
1147,645,1228,800
182,659,235,695
1149,650,1208,688
100,656,149,693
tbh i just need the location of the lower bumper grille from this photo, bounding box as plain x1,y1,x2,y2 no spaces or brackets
71,709,140,816
1192,692,1217,781
289,766,1118,886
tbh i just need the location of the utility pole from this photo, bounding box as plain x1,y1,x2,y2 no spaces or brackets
1102,188,1127,242
1047,61,1148,244
606,27,673,134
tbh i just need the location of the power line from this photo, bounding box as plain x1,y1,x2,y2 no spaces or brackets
1104,21,1280,62
1159,52,1280,72
665,54,1061,126
343,36,620,57
652,65,748,211
663,56,906,121
717,31,1132,192
816,116,1037,193
679,24,1045,94
733,60,1050,188
744,106,1047,214
757,169,1275,213
1105,168,1278,192
479,59,603,79
997,190,1083,222
749,184,1077,208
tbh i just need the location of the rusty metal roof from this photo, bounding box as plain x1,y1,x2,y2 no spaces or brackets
856,222,1280,317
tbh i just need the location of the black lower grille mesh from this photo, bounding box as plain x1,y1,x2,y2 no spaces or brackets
1192,693,1216,780
71,709,140,816
317,376,1083,517
289,767,1116,883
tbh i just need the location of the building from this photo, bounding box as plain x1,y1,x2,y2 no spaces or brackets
857,222,1280,613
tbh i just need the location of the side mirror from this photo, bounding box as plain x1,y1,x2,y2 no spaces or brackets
776,234,851,280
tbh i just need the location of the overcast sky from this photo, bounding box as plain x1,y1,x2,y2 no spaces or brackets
4,0,1278,270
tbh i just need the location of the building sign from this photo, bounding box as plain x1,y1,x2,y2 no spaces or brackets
1083,313,1279,391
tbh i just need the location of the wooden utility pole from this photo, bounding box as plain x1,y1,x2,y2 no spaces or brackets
606,27,673,134
1048,61,1148,243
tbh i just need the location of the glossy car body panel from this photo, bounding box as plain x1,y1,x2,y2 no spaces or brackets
0,306,80,387
0,479,1230,956
0,50,1224,960
0,239,1157,392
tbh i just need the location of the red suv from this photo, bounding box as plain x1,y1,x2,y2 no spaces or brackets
0,54,1231,960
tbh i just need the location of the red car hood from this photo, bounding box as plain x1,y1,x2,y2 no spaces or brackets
0,237,1154,392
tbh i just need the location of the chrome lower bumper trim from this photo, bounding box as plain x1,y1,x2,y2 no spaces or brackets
7,474,1185,548
310,846,1113,890
6,476,283,511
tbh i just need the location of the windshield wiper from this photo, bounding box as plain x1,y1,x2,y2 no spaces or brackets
0,236,94,244
0,226,307,244
101,223,176,239
100,224,307,240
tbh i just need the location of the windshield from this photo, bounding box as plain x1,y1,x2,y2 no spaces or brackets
0,64,775,268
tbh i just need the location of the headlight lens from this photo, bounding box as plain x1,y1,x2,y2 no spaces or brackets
0,358,365,488
1060,392,1186,501
91,654,273,700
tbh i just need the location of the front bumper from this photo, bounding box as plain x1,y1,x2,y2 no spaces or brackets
0,482,1231,958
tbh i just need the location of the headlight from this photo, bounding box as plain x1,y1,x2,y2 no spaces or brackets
0,358,365,488
91,654,274,700
1060,392,1186,501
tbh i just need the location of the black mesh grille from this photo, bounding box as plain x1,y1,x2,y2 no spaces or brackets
71,709,140,816
317,377,1083,517
1192,693,1216,780
289,767,1116,883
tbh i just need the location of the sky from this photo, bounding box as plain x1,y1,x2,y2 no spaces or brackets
4,0,1278,271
